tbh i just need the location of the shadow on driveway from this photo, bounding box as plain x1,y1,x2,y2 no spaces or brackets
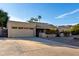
9,37,79,49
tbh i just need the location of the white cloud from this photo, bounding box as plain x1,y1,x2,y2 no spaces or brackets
55,9,79,19
9,15,25,22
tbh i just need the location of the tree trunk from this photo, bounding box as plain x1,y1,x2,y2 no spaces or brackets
1,22,3,37
0,26,3,37
56,29,60,37
39,19,40,22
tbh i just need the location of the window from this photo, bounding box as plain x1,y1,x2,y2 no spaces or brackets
29,28,33,30
23,27,33,30
12,27,33,30
23,27,28,29
12,27,17,29
18,27,23,29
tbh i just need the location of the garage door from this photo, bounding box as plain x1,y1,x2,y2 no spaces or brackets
8,28,34,37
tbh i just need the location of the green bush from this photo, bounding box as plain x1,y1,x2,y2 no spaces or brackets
46,29,56,34
71,24,79,35
63,30,70,36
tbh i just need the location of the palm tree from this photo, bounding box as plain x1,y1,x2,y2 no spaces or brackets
28,17,34,23
28,17,38,23
28,15,42,23
38,15,42,22
27,15,42,37
0,9,9,35
34,18,38,22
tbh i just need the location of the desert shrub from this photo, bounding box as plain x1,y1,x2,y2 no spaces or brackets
71,24,79,35
46,29,56,34
63,30,70,36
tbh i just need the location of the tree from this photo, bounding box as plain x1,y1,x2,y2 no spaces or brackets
38,15,42,22
71,24,79,35
56,28,60,37
63,30,70,36
28,17,34,23
28,15,42,23
0,9,9,35
46,29,56,34
28,17,38,23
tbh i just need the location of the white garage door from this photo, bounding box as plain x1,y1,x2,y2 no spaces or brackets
8,28,34,37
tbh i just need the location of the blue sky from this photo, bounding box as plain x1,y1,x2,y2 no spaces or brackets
0,3,79,26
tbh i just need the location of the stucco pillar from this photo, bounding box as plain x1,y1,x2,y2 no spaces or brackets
33,28,36,37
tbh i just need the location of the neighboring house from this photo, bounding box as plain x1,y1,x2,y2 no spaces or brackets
58,25,72,32
58,25,73,37
7,21,56,37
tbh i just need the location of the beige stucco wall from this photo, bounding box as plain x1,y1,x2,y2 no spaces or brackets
7,21,36,37
7,21,55,37
36,23,55,29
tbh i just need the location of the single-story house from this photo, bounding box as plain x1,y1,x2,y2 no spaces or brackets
7,21,56,38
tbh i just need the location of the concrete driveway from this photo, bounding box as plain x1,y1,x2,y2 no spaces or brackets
47,37,79,47
0,37,79,56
